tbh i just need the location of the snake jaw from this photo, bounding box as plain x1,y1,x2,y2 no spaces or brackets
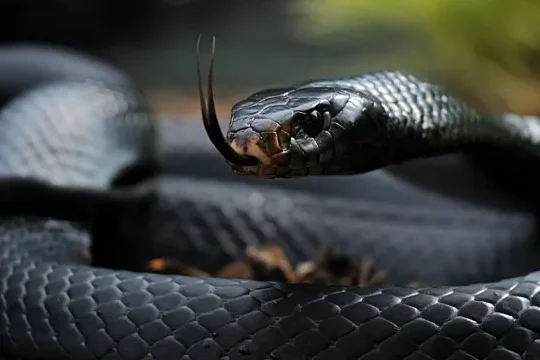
228,132,273,166
225,122,295,177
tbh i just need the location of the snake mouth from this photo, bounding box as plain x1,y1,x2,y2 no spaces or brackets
226,127,296,177
196,35,258,167
228,126,289,164
229,136,273,165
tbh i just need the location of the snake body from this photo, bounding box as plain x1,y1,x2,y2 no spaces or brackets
2,44,540,360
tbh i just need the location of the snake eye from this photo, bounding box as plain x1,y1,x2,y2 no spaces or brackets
293,110,331,138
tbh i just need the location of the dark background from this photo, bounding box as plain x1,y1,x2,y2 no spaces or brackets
1,0,540,120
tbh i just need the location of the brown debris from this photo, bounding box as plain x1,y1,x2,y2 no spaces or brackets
244,244,297,282
146,243,429,288
215,261,254,279
146,257,210,277
295,249,390,287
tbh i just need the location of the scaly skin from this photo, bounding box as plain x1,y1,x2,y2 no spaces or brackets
2,45,540,360
227,71,539,177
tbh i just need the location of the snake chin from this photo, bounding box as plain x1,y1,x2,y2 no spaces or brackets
231,164,280,178
229,137,273,165
231,163,330,178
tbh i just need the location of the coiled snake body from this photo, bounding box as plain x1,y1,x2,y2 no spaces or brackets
2,43,540,360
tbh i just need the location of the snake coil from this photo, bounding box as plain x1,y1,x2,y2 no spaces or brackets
1,43,540,360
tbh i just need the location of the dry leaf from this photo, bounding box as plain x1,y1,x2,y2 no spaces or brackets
245,244,297,282
216,261,253,279
355,257,390,287
145,244,427,289
295,248,390,287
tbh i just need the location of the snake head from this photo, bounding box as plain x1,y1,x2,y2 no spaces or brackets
196,35,385,177
226,85,382,177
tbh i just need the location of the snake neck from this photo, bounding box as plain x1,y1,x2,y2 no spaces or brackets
345,106,540,174
321,71,540,174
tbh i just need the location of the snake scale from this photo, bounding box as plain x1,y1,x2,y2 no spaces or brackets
2,41,540,360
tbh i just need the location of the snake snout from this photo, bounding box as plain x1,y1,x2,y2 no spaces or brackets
228,127,275,165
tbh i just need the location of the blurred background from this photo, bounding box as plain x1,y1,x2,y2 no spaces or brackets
2,0,540,120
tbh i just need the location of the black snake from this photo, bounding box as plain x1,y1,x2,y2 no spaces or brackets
2,39,540,360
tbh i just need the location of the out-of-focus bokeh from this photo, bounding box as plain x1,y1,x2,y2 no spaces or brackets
3,0,540,118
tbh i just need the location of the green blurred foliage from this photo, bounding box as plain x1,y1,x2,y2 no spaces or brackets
293,0,540,112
